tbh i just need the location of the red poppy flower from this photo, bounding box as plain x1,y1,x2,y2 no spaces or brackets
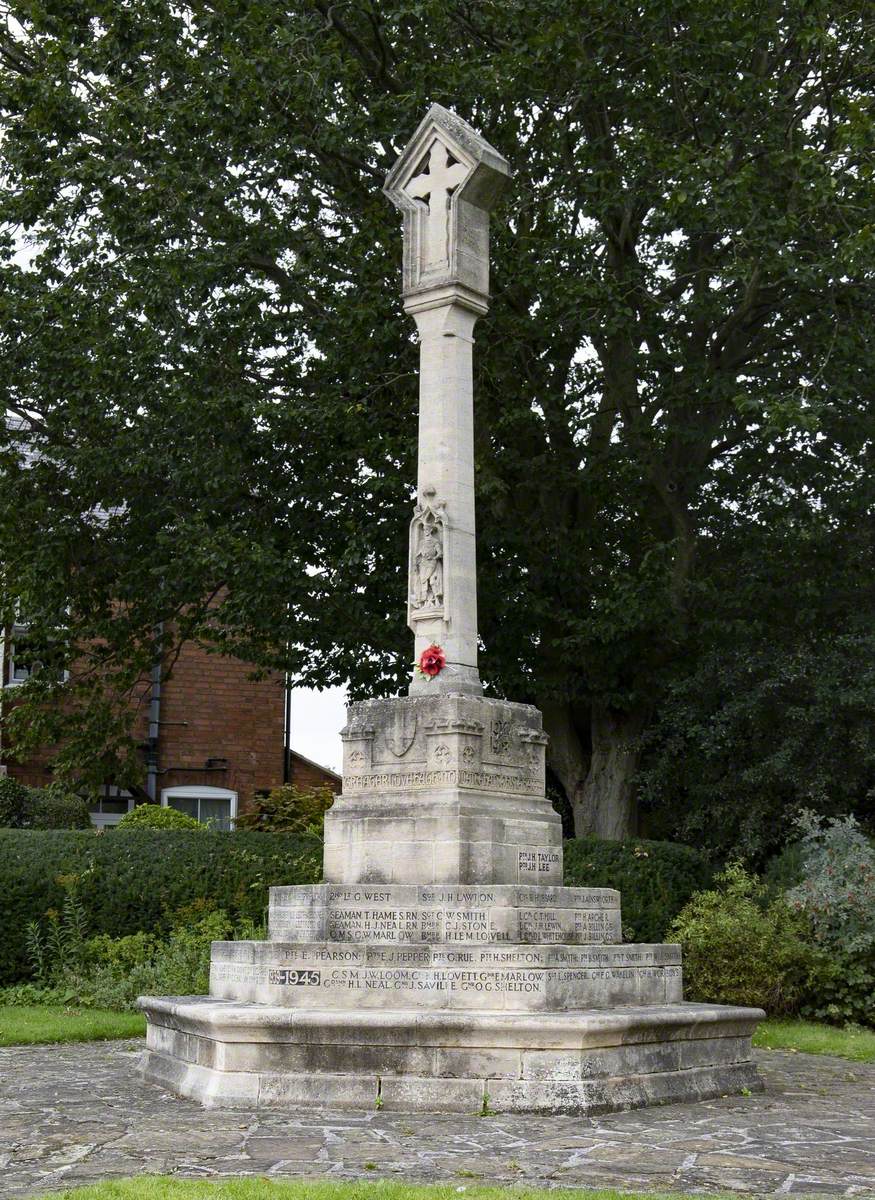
418,644,446,678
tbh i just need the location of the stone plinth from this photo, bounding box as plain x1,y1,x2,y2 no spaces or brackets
209,939,682,1011
330,695,558,885
267,883,620,944
140,869,764,1110
140,998,763,1113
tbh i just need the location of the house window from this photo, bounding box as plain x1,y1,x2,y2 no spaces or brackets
161,785,237,830
4,615,68,687
6,621,36,685
88,785,135,828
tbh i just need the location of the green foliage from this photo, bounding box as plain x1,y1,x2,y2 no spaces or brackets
563,836,712,943
670,864,824,1015
639,623,875,861
28,785,92,829
0,829,322,983
235,784,336,835
789,813,875,957
1,2,873,815
0,779,91,829
19,886,263,1010
0,775,31,827
787,813,875,1026
116,803,205,831
763,843,807,896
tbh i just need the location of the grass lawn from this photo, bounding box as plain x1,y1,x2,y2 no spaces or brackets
0,1005,146,1046
31,1180,741,1200
753,1017,875,1062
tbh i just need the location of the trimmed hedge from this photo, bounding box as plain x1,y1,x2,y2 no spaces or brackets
564,835,713,943
0,829,322,983
1,828,712,983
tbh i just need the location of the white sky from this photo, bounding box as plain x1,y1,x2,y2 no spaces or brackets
289,685,346,774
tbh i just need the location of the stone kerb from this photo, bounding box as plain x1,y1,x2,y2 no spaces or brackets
140,998,764,1113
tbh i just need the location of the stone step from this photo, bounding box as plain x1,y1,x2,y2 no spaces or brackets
210,938,682,1011
268,882,621,945
138,997,764,1113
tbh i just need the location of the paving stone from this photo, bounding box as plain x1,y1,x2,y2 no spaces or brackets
2,1039,874,1197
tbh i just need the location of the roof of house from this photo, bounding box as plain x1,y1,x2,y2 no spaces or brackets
289,748,341,782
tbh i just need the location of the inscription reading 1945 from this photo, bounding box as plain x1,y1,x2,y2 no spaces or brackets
267,969,321,986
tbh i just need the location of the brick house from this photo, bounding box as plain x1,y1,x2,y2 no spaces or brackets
1,631,341,827
1,414,341,825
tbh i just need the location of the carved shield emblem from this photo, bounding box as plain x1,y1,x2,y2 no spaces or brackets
387,709,418,757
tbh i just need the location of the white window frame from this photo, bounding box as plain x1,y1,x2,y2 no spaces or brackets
161,785,238,829
89,786,136,829
6,620,34,686
3,614,69,688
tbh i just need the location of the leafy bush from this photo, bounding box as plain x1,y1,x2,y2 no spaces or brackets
117,803,204,831
0,778,91,829
787,812,875,1026
235,784,336,834
28,785,92,829
563,835,712,942
0,775,31,827
0,828,322,982
16,881,263,1010
670,863,824,1014
763,842,806,896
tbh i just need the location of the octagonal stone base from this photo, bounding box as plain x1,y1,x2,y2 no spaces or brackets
139,998,763,1113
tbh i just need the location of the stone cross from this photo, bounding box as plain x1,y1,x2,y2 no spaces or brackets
384,105,511,696
404,142,468,271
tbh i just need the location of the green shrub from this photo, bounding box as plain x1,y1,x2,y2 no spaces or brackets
15,884,264,1010
763,842,806,896
28,785,92,830
0,828,322,983
117,803,205,831
563,835,713,942
670,863,823,1014
0,775,31,827
0,779,91,829
235,784,336,835
787,812,875,1026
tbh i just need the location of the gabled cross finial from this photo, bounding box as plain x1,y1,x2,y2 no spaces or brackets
384,104,511,312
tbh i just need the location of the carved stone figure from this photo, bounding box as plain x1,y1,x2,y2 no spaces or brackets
411,515,443,610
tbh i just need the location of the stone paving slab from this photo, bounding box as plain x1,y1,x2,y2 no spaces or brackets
0,1038,873,1197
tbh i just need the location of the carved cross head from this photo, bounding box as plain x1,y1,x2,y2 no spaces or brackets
384,104,511,307
404,140,469,273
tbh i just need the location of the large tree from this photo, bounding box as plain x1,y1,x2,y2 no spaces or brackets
1,1,873,832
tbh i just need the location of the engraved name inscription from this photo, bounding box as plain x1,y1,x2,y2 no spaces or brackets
518,850,561,874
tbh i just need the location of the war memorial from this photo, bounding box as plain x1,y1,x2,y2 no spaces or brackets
139,105,763,1114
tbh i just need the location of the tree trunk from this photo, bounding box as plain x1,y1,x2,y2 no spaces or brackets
541,699,589,827
575,702,647,840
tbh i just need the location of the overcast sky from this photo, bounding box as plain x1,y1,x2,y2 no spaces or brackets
289,685,346,774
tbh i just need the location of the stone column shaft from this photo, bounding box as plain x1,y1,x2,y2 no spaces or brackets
383,104,510,697
407,298,481,695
